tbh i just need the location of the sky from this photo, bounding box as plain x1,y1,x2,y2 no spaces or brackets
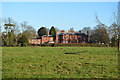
2,2,118,31
1,0,120,2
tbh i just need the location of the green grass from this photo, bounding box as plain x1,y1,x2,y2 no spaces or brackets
2,47,119,78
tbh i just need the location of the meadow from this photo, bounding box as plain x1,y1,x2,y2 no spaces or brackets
2,47,119,78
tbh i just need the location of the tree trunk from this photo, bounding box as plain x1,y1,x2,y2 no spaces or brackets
118,35,120,52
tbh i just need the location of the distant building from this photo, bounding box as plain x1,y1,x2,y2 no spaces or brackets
29,37,41,44
29,30,89,44
41,35,54,44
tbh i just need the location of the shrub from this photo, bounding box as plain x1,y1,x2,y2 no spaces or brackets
17,34,29,47
38,43,107,47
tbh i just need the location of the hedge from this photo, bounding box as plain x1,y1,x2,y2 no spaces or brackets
28,43,108,47
53,43,107,47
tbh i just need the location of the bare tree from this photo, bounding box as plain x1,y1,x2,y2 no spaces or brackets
93,15,110,45
118,1,120,51
82,27,92,42
109,2,120,51
2,18,21,46
21,21,27,33
22,25,36,38
0,21,1,46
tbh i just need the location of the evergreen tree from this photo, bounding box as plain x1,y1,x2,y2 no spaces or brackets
49,26,56,35
17,34,28,47
38,27,48,37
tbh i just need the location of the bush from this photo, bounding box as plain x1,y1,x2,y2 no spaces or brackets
40,44,53,47
17,34,29,47
37,43,107,47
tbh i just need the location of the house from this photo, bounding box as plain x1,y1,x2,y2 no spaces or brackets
29,37,41,44
58,32,88,43
41,35,54,44
29,30,89,44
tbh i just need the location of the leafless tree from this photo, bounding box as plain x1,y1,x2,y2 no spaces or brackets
109,2,120,51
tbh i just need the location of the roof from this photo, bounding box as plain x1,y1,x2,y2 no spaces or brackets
30,37,41,39
42,35,53,37
74,33,88,36
59,33,68,35
58,32,88,36
30,32,88,39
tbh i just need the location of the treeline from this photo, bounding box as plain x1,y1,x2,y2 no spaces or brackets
36,18,119,47
30,43,108,47
0,16,119,48
0,18,58,47
1,18,36,47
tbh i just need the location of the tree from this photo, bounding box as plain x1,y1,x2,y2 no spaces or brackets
111,36,118,47
0,18,2,46
1,18,35,47
38,27,48,37
118,1,120,51
55,27,60,34
22,26,36,38
82,27,92,42
3,18,17,46
82,27,92,34
17,34,28,47
91,26,110,45
91,15,110,45
49,26,57,35
108,2,120,51
2,33,6,46
70,27,74,31
21,21,27,33
8,31,17,46
109,24,119,47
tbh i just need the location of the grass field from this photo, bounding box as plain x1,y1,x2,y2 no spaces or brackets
2,47,118,78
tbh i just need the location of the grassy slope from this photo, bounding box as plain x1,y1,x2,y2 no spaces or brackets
2,47,118,78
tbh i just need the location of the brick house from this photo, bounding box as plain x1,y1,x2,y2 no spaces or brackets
58,33,88,43
29,37,41,44
58,30,88,43
41,35,54,44
29,30,89,44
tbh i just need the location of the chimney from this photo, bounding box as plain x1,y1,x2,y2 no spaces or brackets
47,30,49,36
87,31,90,42
68,30,74,34
87,31,89,35
60,30,65,33
79,30,81,33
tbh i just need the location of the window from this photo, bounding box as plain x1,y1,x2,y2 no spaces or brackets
63,41,65,43
75,37,77,39
64,36,68,39
58,36,61,39
66,41,68,43
44,38,47,40
50,38,53,41
62,36,64,39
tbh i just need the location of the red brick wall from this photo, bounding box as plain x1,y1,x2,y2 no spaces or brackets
29,34,88,44
58,34,88,43
29,39,41,44
55,35,59,43
41,36,54,43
